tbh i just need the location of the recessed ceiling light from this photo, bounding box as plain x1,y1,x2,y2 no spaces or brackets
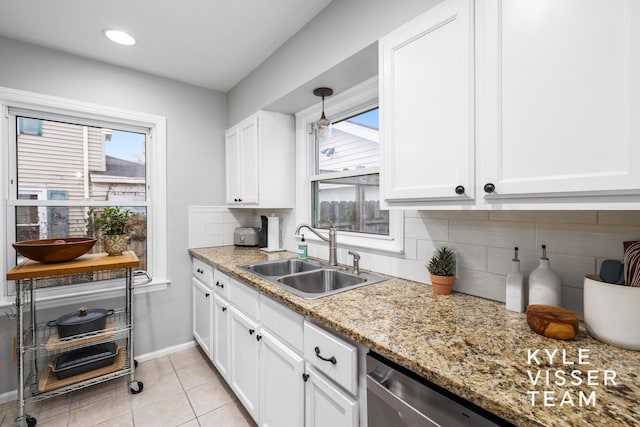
102,29,136,46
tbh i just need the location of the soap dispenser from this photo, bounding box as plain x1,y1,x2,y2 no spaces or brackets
528,244,561,307
298,235,308,260
505,247,525,312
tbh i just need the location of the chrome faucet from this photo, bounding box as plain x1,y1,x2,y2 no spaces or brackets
295,222,337,266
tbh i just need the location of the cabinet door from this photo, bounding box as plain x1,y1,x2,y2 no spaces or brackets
192,278,212,358
237,115,259,204
212,294,230,380
380,0,475,202
478,0,640,199
259,329,304,427
305,365,358,427
229,306,260,422
225,127,240,204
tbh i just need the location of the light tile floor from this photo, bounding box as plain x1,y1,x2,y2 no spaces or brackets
0,346,256,427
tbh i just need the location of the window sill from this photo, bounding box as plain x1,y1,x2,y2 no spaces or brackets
0,278,170,310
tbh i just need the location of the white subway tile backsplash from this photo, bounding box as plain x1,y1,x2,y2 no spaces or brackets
489,210,596,224
444,243,487,273
536,223,640,259
561,286,584,319
405,217,449,241
450,220,536,249
597,211,640,226
487,247,539,276
453,270,506,302
404,238,417,260
418,210,489,221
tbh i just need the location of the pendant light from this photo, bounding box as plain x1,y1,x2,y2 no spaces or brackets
313,87,333,137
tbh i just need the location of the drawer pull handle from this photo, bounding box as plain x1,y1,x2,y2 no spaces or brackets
222,307,227,312
249,329,255,335
205,293,210,298
215,281,224,288
197,268,203,274
256,334,262,341
302,373,310,382
314,346,337,365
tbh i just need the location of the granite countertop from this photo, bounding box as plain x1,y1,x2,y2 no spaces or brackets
189,246,640,427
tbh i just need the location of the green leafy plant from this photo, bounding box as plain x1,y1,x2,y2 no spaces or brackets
427,246,456,276
94,206,132,236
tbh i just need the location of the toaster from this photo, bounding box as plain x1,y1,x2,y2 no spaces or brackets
234,227,259,246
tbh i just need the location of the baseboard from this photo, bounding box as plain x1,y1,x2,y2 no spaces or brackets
0,389,17,405
0,340,197,404
134,340,197,363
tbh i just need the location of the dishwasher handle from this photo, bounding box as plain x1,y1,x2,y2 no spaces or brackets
367,373,440,427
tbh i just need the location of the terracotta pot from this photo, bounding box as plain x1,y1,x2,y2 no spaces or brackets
103,234,128,256
430,274,455,295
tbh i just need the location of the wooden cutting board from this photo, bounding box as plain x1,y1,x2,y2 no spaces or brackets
526,304,579,340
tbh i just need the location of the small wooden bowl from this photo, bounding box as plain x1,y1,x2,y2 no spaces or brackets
526,304,579,340
13,238,97,263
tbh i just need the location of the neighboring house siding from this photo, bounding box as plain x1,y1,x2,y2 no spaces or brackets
318,121,379,173
17,120,105,237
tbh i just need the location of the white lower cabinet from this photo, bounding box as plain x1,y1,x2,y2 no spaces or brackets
229,306,260,422
192,277,212,358
212,293,230,380
191,264,361,426
305,365,358,427
259,329,305,427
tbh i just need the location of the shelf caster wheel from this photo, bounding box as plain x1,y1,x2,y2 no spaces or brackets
26,416,37,427
129,380,144,394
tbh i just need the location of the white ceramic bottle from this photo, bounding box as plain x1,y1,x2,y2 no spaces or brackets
505,247,525,312
528,244,561,307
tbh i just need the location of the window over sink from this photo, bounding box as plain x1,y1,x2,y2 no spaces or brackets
296,77,403,254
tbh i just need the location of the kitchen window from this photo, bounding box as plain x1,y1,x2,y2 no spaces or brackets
297,77,403,253
1,88,168,301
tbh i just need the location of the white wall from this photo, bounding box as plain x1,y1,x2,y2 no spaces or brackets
0,35,226,396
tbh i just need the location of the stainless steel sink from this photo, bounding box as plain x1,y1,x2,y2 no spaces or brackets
243,258,323,277
239,258,385,299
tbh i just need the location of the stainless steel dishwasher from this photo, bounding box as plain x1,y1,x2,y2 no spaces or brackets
367,352,511,427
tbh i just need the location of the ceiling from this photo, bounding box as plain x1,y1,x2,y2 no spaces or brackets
0,0,333,93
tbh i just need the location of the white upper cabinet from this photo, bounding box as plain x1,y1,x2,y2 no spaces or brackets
225,110,295,208
477,0,640,201
380,0,475,204
380,0,640,209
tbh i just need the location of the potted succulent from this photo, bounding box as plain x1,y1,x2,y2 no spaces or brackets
427,246,457,295
94,206,131,256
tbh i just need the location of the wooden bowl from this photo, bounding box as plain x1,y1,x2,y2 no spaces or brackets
13,238,97,263
526,304,579,340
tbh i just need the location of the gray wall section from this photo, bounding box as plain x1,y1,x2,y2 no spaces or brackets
226,0,443,125
0,35,226,395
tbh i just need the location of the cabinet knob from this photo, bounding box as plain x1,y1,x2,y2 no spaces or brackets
238,198,242,202
249,329,255,335
455,185,465,195
256,334,262,341
302,373,309,382
234,198,239,202
205,293,210,298
222,307,227,312
484,183,496,194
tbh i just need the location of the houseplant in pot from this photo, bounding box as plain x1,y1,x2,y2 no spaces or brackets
94,206,131,256
427,246,457,295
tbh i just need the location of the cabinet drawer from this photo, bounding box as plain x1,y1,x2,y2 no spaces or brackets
304,321,357,395
260,295,303,352
229,277,259,320
192,258,213,288
213,269,231,300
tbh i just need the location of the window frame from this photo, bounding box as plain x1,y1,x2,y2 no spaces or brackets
295,77,404,254
0,86,169,307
